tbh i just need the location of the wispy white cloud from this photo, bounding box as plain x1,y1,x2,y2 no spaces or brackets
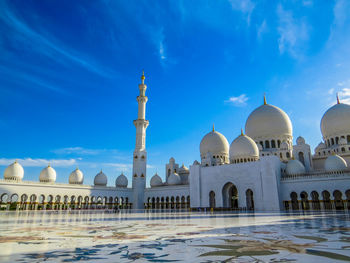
333,0,348,26
276,4,309,59
229,0,255,26
257,19,267,40
52,147,118,156
339,87,350,104
328,88,335,95
225,94,248,106
0,158,76,167
0,1,114,78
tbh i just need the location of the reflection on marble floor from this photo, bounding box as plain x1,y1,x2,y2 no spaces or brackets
0,211,350,262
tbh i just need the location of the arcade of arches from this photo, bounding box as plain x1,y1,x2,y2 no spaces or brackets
0,193,131,211
209,183,255,210
285,189,350,211
145,195,190,209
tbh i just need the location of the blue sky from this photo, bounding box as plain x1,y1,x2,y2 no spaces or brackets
1,0,350,186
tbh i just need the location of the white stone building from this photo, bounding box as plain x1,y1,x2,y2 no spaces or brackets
1,73,350,212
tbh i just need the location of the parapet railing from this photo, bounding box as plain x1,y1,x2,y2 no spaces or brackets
281,170,350,181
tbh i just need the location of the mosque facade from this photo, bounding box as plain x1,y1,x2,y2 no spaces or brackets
1,73,350,211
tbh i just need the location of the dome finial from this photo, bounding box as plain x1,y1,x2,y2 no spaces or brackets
48,163,50,167
212,123,215,132
241,128,244,136
337,92,340,104
141,69,145,84
263,93,267,105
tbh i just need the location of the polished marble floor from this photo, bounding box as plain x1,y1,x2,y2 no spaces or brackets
0,210,349,262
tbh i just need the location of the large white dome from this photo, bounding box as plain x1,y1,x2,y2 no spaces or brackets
39,165,56,183
324,154,347,172
245,101,292,140
4,161,24,181
321,102,350,140
116,173,128,188
285,159,305,175
167,172,181,185
94,170,107,186
200,128,229,158
150,173,162,187
229,131,259,162
69,168,84,184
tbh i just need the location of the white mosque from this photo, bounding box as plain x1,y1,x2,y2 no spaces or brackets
1,72,350,212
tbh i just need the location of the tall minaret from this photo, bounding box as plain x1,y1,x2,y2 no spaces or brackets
132,71,149,209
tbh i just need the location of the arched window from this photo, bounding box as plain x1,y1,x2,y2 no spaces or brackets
300,191,309,210
322,191,331,210
286,152,290,158
280,153,283,159
336,137,339,145
133,174,137,177
298,152,305,166
327,139,330,146
290,192,298,210
311,191,320,210
141,174,145,177
342,147,346,152
271,140,276,148
331,138,335,145
347,135,350,143
277,140,281,148
333,190,344,210
246,189,254,210
259,141,264,149
265,140,270,149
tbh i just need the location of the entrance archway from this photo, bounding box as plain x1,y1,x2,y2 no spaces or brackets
222,182,238,209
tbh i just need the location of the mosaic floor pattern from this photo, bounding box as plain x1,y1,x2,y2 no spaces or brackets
0,211,349,262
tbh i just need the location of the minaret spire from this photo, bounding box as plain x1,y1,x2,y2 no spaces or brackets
132,70,149,209
263,93,267,105
141,69,145,84
337,92,340,104
212,123,215,132
241,128,244,136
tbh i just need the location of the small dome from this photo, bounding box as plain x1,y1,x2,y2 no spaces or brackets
296,136,305,145
39,165,56,183
178,164,189,174
94,170,107,186
315,142,326,152
4,161,24,181
200,128,229,159
116,173,128,188
69,168,84,184
229,132,259,162
245,101,292,140
286,159,305,175
324,154,347,172
167,172,181,185
321,102,350,140
150,173,162,187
